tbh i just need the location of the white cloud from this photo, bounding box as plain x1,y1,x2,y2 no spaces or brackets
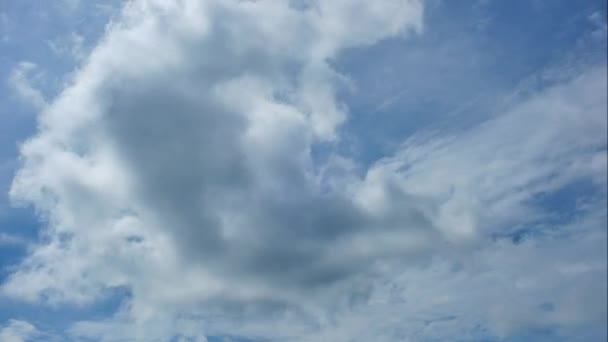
0,320,39,342
0,320,62,342
7,62,47,110
358,64,607,242
1,0,606,341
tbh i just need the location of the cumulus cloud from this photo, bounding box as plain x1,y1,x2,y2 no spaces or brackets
2,0,606,341
0,320,40,342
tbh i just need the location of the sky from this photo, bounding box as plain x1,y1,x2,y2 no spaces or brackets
0,0,606,341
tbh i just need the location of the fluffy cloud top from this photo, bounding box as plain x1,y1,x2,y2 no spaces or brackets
0,320,41,342
2,0,606,341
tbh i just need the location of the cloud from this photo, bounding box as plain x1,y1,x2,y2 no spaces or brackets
0,232,27,246
359,64,607,241
0,320,40,342
7,62,47,110
0,319,62,342
1,0,606,341
0,12,12,43
47,32,86,61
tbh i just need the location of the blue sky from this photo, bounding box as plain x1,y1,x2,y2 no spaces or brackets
0,1,606,341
